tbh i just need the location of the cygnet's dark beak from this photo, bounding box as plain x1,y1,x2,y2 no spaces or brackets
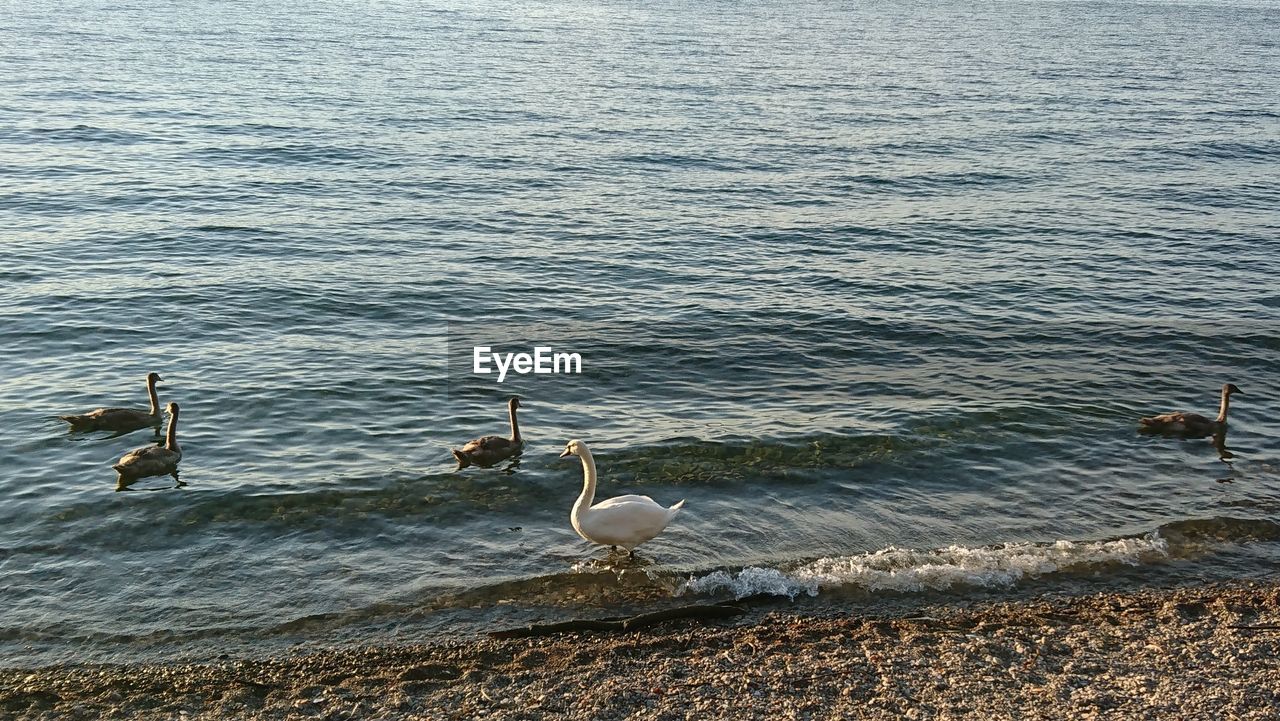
559,449,573,458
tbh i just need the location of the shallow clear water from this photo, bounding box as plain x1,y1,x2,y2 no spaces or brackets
2,0,1279,666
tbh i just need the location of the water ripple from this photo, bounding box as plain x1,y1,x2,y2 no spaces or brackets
1,0,1278,666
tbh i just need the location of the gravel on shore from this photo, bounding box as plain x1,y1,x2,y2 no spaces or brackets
4,581,1279,720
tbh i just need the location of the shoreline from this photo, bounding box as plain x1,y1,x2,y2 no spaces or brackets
4,581,1278,720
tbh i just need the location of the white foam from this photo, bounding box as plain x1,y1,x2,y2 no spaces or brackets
683,567,820,600
680,535,1169,600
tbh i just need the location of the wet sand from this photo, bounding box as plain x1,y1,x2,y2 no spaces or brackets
4,581,1279,720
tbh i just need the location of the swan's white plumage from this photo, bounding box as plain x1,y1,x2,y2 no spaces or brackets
561,439,683,553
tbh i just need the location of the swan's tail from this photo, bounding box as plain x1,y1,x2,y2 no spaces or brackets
668,499,686,517
59,415,89,429
451,449,471,468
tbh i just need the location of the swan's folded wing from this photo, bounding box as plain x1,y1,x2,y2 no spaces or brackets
99,408,155,427
79,407,116,420
115,446,179,476
581,501,675,546
461,435,511,453
116,445,159,466
591,494,656,510
1140,411,1205,425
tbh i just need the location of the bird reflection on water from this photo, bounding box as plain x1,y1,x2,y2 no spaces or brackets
116,471,186,492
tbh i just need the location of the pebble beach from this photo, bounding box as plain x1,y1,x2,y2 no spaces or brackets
5,581,1278,720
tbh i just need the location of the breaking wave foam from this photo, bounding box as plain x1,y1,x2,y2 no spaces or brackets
681,535,1170,600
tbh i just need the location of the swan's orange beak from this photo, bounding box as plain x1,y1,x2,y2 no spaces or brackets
559,449,573,458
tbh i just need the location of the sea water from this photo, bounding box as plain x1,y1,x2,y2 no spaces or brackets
2,0,1278,666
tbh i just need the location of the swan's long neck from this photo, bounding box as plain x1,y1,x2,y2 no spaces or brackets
147,377,160,416
509,403,521,444
165,410,180,453
1216,387,1231,424
573,448,597,515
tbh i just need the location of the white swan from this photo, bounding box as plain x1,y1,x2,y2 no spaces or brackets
559,439,684,556
112,402,182,488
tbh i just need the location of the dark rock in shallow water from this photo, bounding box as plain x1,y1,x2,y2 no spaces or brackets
488,602,747,639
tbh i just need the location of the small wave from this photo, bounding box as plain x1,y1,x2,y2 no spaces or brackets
681,536,1170,600
24,125,157,145
188,143,387,168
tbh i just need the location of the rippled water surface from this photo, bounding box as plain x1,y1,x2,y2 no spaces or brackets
2,0,1279,666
